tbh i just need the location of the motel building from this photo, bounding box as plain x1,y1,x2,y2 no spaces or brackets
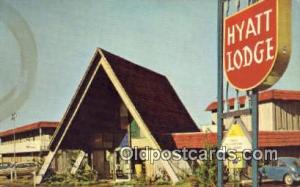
1,49,298,184
0,121,57,163
206,89,300,158
33,49,298,184
204,89,300,180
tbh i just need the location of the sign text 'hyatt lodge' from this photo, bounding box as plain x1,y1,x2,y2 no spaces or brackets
224,0,291,91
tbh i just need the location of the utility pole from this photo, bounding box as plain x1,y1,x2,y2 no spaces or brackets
11,112,17,180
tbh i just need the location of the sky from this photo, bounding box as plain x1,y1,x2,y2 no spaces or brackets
0,0,299,131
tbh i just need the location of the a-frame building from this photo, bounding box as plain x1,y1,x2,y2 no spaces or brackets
36,48,200,184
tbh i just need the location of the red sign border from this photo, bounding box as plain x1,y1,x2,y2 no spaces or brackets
223,0,291,91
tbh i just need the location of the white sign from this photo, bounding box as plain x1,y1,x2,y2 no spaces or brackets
222,118,252,152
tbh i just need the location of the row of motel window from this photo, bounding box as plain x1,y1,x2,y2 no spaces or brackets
0,129,55,144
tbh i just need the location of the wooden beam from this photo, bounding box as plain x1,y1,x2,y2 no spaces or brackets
35,52,102,184
99,49,180,184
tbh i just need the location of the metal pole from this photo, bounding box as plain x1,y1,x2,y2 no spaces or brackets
250,0,259,185
217,0,224,186
251,90,259,187
39,127,42,161
11,112,17,180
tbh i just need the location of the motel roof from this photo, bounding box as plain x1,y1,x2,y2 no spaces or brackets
163,131,300,149
49,48,199,150
206,89,300,111
104,49,199,134
0,121,58,138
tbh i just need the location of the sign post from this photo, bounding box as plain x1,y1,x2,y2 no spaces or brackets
251,90,259,187
217,0,224,187
220,0,291,187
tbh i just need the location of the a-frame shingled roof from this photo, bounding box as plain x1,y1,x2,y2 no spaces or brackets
103,49,199,135
38,48,199,184
49,48,199,150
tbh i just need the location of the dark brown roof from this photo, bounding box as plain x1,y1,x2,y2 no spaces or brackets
0,121,58,138
102,49,199,134
50,48,199,150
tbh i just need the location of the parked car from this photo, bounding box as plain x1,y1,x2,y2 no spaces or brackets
259,157,300,185
0,162,12,169
0,162,37,178
14,162,37,176
0,162,12,176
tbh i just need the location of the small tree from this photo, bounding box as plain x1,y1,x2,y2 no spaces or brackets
195,144,217,187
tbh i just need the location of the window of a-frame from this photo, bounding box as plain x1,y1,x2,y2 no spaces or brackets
130,120,141,138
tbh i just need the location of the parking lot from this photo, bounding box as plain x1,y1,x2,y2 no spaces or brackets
244,182,300,187
0,182,299,187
